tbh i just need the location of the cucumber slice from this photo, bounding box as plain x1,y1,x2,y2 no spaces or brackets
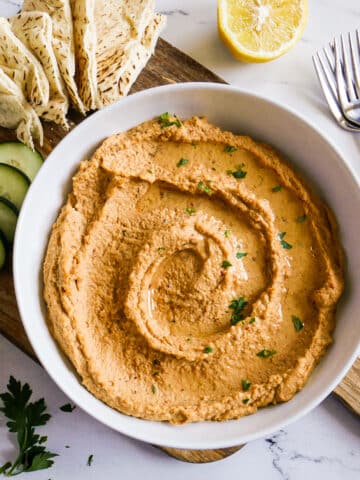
0,197,18,244
0,141,43,181
0,231,6,270
0,164,30,210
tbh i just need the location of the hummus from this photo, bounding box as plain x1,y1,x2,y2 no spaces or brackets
43,116,344,424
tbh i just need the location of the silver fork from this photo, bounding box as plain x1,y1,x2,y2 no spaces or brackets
313,36,360,132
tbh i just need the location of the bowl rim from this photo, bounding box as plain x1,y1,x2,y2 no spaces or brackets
13,82,360,449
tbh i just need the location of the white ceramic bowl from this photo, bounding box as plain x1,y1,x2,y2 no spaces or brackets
13,83,360,449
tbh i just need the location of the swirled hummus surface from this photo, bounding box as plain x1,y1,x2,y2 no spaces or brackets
43,116,344,423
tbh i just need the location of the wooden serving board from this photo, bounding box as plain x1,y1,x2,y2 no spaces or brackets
0,38,358,464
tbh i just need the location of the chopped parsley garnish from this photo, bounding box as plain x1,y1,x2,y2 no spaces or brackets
228,168,247,179
224,145,237,153
242,398,250,405
0,376,57,476
249,317,256,324
242,380,251,391
158,112,182,128
224,229,231,237
204,346,213,354
197,181,213,195
177,157,189,167
229,297,248,325
297,214,307,223
151,385,157,394
257,349,277,358
185,208,196,215
292,315,304,332
153,359,160,366
278,232,292,250
236,252,247,259
60,403,76,412
87,455,94,467
272,185,282,192
157,246,165,252
221,260,232,269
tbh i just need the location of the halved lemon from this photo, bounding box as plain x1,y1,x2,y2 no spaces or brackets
218,0,308,63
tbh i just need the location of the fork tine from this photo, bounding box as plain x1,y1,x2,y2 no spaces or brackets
334,36,350,107
313,53,345,122
324,46,335,71
351,30,360,97
318,49,338,99
341,33,357,100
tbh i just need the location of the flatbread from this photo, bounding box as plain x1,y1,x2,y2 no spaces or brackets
10,11,70,130
70,0,98,110
22,0,86,114
0,17,49,109
0,67,43,149
97,13,166,106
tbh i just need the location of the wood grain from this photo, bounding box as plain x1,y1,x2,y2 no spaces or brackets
0,37,358,463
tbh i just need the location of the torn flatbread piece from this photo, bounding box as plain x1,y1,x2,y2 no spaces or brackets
10,11,70,130
0,17,49,109
22,0,86,114
0,67,43,149
97,13,166,106
70,0,98,110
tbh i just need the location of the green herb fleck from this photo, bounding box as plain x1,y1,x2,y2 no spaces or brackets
236,252,247,259
297,214,307,223
185,208,196,215
197,181,213,196
87,455,94,467
229,297,248,325
204,346,213,354
242,398,250,405
257,349,277,358
221,260,232,269
153,359,160,366
272,185,282,192
151,385,157,394
224,145,237,153
278,232,292,250
229,168,247,179
158,112,182,128
147,169,153,174
292,315,304,332
242,380,251,391
249,317,256,324
186,338,191,342
0,376,57,476
60,403,76,413
157,246,166,252
224,229,231,238
177,157,189,167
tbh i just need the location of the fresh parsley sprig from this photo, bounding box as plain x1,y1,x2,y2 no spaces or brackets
0,376,57,477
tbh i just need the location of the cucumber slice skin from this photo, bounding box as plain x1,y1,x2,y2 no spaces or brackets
0,164,30,210
0,196,18,244
0,230,6,270
0,141,43,181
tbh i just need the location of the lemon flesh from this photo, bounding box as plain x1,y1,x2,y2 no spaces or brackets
218,0,308,62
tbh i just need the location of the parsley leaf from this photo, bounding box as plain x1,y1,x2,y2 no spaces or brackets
224,145,237,153
185,208,196,215
0,376,57,476
177,158,189,167
242,380,251,391
87,454,94,466
292,315,304,332
297,214,307,223
257,349,276,358
242,398,250,405
60,403,76,413
236,252,247,259
224,229,231,237
228,168,247,179
229,297,248,325
151,385,157,394
197,181,213,196
158,112,182,128
272,185,282,192
249,317,256,324
221,260,232,269
204,346,213,354
278,232,292,250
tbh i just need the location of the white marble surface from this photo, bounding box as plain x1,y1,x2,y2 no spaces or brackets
0,0,359,478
